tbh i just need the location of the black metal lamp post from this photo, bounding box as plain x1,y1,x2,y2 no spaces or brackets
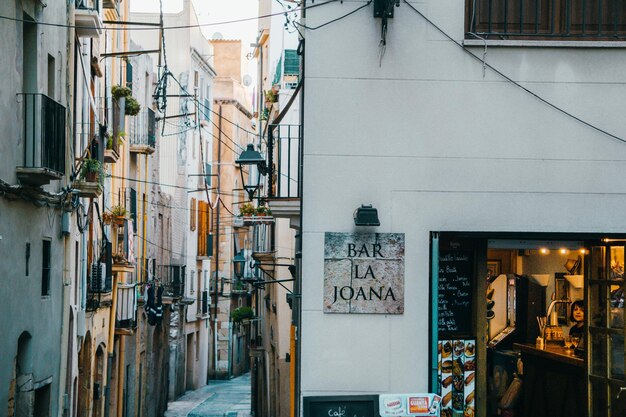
236,144,268,201
233,251,246,279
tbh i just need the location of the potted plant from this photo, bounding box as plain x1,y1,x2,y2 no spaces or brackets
112,85,141,116
231,306,254,323
111,85,132,100
111,205,127,218
124,96,141,116
256,205,272,217
106,135,113,150
264,90,277,108
81,158,102,183
239,202,256,217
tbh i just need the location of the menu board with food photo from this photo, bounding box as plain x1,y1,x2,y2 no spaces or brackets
437,339,475,417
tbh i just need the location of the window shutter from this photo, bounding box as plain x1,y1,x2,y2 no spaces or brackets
190,198,197,231
126,61,133,93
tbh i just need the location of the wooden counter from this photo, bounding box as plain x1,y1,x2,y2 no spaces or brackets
514,343,585,367
513,343,586,417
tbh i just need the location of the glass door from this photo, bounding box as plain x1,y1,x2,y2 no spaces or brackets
588,243,626,416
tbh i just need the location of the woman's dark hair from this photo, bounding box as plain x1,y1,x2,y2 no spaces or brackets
570,300,584,322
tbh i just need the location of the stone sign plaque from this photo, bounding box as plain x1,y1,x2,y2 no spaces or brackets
324,232,405,314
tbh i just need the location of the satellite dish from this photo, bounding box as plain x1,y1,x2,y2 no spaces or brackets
212,32,224,40
242,74,252,87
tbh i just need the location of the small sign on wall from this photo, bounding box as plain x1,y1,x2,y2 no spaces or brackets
324,232,405,314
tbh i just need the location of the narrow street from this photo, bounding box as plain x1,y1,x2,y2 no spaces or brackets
165,373,252,417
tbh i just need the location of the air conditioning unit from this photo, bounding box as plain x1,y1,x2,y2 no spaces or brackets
91,263,106,292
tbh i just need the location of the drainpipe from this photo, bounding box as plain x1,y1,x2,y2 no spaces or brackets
116,336,125,417
144,154,148,278
212,104,222,378
104,274,119,417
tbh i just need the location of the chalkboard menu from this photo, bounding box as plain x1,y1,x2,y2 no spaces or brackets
438,250,474,335
304,395,379,417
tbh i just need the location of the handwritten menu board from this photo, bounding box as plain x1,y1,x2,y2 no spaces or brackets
304,395,379,417
438,250,473,335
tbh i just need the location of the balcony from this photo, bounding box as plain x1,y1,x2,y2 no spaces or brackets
75,0,103,38
103,97,125,164
251,223,274,269
129,108,156,155
116,284,137,332
111,219,135,273
157,264,186,298
197,290,209,317
266,124,301,228
16,94,66,187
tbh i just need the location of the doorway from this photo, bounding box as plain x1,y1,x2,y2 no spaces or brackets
431,233,626,417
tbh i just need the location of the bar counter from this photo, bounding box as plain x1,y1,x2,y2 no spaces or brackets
513,343,585,417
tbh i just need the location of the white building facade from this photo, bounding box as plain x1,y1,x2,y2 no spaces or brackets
299,1,626,417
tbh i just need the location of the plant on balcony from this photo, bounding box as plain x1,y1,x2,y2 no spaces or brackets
106,134,113,150
103,205,127,225
256,204,272,216
112,85,132,100
239,202,256,216
231,306,254,323
125,96,141,116
111,85,141,116
264,89,278,108
80,158,103,184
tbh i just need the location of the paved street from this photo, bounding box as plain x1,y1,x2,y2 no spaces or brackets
165,373,252,417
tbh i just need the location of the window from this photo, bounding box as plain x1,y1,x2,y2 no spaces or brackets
42,240,51,296
466,0,626,40
22,14,37,93
47,54,55,99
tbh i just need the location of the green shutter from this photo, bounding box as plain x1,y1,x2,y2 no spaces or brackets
284,50,299,76
126,61,133,92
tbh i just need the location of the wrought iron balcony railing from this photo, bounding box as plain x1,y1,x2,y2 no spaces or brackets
267,124,301,198
16,94,66,186
157,264,186,298
129,108,156,153
252,223,273,254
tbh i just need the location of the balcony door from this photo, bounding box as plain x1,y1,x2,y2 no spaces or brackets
588,242,626,416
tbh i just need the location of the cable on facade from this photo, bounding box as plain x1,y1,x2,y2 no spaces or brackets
402,0,626,145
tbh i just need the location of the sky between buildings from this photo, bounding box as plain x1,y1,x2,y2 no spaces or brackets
131,0,260,90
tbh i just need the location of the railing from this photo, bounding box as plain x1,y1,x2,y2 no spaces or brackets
76,0,99,10
111,97,124,153
20,93,66,175
467,0,626,40
116,284,137,329
157,264,186,297
129,108,156,149
267,124,301,198
252,223,273,254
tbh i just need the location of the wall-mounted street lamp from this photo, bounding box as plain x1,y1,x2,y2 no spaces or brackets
354,204,380,226
236,144,268,201
232,251,246,279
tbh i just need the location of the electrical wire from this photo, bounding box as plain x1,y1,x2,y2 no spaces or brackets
0,1,340,31
402,0,626,145
295,0,371,31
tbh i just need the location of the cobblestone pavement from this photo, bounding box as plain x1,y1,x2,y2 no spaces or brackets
165,373,251,417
